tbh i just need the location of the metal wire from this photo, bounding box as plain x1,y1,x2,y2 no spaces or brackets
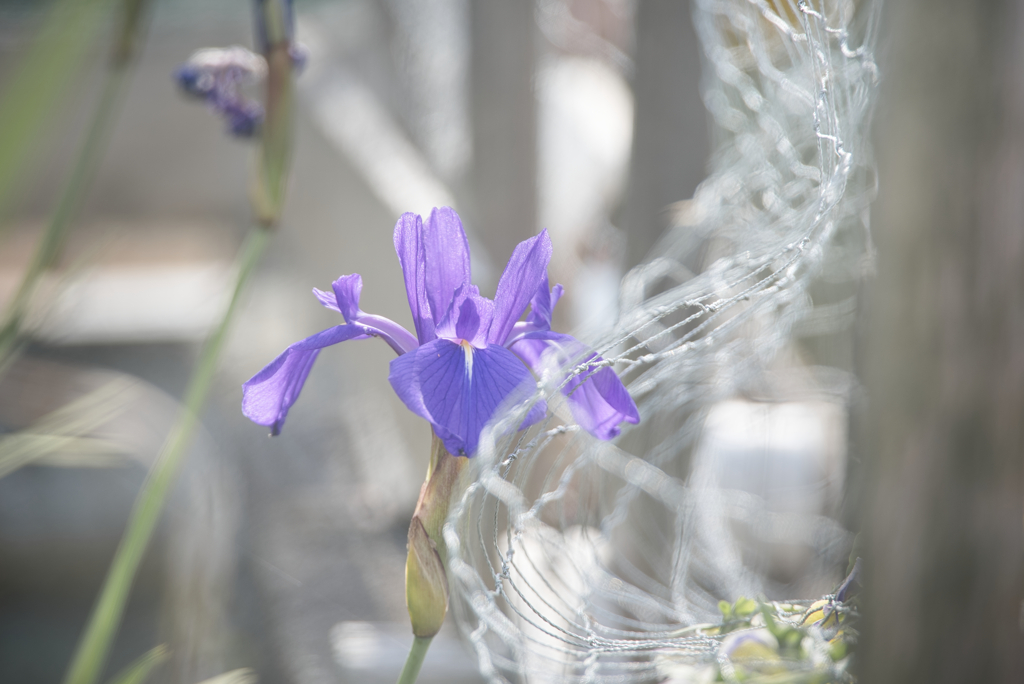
447,0,880,680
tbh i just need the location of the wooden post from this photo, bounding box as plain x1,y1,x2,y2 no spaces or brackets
622,0,708,269
859,1,1024,680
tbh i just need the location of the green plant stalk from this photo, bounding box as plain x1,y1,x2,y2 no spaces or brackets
251,0,294,228
62,226,272,684
396,636,433,684
0,60,132,361
65,1,293,679
104,644,168,684
0,0,115,228
400,436,472,684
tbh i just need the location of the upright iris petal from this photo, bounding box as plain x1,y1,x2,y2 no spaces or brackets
421,207,473,330
526,275,564,329
489,231,553,345
242,207,639,455
394,213,435,343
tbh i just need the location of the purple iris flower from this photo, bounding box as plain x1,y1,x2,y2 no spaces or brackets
242,207,639,456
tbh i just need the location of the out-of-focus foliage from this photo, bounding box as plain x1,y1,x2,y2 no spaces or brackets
0,380,135,479
0,0,117,224
105,645,169,684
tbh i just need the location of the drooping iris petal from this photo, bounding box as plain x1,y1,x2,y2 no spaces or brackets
511,332,639,440
314,274,418,354
489,230,553,345
422,207,472,328
388,338,543,456
394,212,435,343
564,364,641,439
242,325,370,435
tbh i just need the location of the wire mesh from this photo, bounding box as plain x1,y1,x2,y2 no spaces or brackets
446,0,880,681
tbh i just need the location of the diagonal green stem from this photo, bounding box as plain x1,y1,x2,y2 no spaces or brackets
0,59,132,362
396,636,433,684
62,226,272,684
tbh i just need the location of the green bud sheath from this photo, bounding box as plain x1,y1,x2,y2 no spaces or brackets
404,433,468,638
406,518,448,638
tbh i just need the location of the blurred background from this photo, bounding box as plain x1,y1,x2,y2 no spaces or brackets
0,0,1021,682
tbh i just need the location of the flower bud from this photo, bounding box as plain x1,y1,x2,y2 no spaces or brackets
403,434,469,637
174,46,267,139
406,518,449,638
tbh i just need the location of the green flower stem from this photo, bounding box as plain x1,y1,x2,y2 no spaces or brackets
396,636,433,684
252,1,294,228
62,226,272,684
401,436,472,684
0,58,132,362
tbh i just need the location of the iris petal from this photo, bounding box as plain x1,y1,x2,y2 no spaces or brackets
315,275,418,355
394,212,435,343
455,294,495,347
242,325,370,435
331,273,363,322
388,338,543,456
526,276,564,329
422,207,472,328
352,314,420,355
511,332,639,440
313,287,340,312
489,230,553,345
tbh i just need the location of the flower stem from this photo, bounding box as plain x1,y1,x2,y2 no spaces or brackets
61,226,272,684
0,56,132,363
396,636,433,684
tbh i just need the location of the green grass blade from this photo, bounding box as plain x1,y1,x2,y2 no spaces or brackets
104,645,169,684
0,50,134,361
0,379,136,478
61,227,272,684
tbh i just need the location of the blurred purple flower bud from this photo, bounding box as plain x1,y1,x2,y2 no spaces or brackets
174,46,267,138
289,43,309,73
174,63,212,98
223,98,264,138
